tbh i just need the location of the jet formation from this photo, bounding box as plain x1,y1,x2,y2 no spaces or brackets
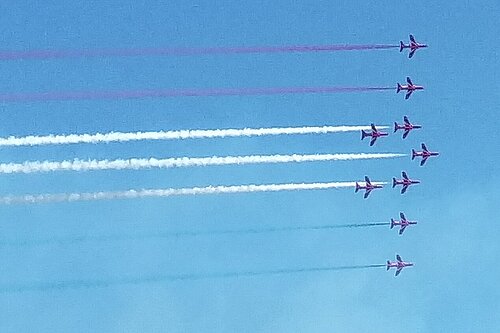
360,116,423,146
363,35,429,276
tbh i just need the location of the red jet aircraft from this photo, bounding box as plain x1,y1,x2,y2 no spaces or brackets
394,116,421,139
361,124,388,146
391,212,417,235
392,171,420,194
400,34,428,58
387,254,414,276
355,176,383,199
412,143,439,166
397,77,424,99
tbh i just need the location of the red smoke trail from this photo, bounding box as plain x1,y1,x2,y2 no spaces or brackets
0,86,394,103
0,44,398,60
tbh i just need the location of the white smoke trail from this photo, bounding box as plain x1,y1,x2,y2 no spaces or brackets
0,125,388,147
0,181,386,205
0,153,405,174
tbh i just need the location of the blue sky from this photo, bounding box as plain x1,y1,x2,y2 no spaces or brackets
0,1,498,332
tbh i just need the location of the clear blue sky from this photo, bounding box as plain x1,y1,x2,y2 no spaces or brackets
0,1,498,332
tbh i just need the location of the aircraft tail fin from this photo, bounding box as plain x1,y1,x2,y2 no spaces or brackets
390,218,395,229
397,83,402,93
399,41,404,52
355,182,360,193
412,149,417,160
392,178,397,188
361,130,367,140
394,122,399,133
386,261,391,270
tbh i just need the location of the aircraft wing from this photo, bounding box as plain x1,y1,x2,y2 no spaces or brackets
409,34,416,43
405,90,413,99
399,225,407,235
370,136,377,146
400,212,406,220
402,130,410,139
402,171,409,180
408,49,415,58
420,156,428,166
364,189,372,199
401,185,408,194
406,77,413,85
396,254,403,262
364,176,371,185
371,123,377,132
421,143,428,151
395,267,403,276
403,116,410,125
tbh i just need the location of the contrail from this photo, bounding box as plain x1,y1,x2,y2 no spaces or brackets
0,125,388,147
0,86,395,103
0,181,386,205
0,44,399,60
0,264,386,292
0,153,405,174
1,223,390,248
